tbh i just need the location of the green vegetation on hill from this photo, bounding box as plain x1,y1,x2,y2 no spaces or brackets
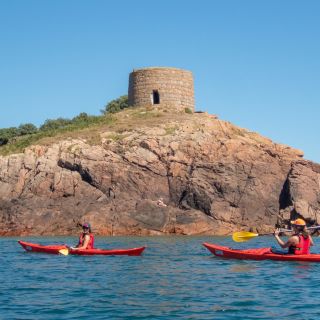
0,95,130,155
0,124,37,146
0,113,116,156
1,95,130,146
101,95,129,114
0,95,195,156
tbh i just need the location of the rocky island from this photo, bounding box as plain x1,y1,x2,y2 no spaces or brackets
1,66,319,236
1,107,319,236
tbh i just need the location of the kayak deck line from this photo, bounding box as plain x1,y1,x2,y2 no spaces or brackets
18,240,145,256
203,242,320,262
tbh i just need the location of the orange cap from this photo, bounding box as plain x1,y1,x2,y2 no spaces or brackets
290,218,306,226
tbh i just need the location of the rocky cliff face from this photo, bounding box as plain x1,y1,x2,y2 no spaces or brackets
0,110,319,236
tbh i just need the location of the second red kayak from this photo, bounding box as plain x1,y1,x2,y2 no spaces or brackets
203,242,320,262
18,240,145,256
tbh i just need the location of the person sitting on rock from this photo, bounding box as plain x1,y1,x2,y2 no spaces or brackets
70,222,95,250
157,198,167,207
274,218,313,254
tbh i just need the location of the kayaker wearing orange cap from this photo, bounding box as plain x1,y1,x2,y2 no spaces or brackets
274,218,314,254
70,223,95,250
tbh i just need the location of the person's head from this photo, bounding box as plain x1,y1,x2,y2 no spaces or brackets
82,222,91,233
291,218,306,233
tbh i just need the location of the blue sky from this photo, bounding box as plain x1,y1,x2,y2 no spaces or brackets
0,0,319,162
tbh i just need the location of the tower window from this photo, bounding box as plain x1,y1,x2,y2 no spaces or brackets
152,90,160,105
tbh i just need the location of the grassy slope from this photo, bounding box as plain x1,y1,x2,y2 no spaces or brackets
0,108,195,156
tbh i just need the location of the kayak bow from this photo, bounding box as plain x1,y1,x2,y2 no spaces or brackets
18,240,68,255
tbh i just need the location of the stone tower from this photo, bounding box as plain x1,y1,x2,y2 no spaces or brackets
128,67,194,111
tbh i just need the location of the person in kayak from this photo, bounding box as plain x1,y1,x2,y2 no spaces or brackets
70,222,95,250
274,218,314,254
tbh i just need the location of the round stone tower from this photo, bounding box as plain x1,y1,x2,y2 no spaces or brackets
128,67,194,111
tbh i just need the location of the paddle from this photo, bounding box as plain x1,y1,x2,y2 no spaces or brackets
232,231,281,242
233,226,320,242
58,248,69,256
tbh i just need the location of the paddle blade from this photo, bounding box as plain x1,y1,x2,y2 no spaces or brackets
232,231,259,242
59,249,69,256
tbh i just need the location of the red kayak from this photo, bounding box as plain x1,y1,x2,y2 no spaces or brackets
203,242,320,262
18,240,145,256
68,246,145,256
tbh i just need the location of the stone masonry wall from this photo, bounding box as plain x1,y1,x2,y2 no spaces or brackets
128,67,194,111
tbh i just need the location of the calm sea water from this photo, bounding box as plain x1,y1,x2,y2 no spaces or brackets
2,236,320,319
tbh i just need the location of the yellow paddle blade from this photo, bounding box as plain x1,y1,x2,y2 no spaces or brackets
232,231,259,242
59,249,69,256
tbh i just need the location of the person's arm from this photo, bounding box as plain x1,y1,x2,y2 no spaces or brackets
305,227,315,246
309,235,314,246
274,229,297,249
72,235,90,250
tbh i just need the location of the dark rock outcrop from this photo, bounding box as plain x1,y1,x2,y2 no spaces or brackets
0,111,318,236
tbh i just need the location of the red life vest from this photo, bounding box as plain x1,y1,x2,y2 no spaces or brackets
293,235,310,255
78,233,95,249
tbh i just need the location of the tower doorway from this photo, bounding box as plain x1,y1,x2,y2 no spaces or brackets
152,90,160,105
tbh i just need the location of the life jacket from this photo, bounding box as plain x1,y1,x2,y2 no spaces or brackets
289,235,310,255
78,233,94,249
